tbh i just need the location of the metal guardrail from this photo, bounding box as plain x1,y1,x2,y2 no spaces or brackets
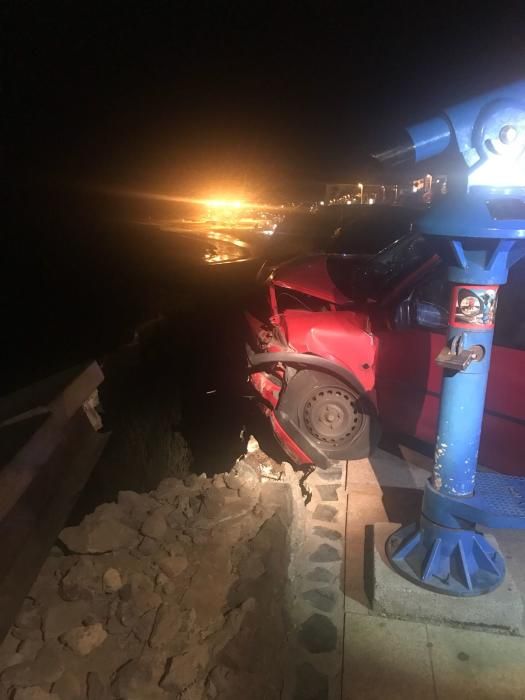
0,361,109,641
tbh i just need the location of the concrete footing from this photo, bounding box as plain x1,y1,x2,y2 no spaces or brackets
369,523,524,636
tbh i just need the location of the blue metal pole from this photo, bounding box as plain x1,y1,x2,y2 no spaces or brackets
382,82,525,596
433,326,494,497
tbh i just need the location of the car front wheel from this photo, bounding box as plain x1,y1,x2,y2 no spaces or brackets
278,369,380,462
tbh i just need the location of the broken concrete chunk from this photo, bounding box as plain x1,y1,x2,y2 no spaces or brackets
160,644,209,692
246,435,259,453
16,639,43,661
224,473,242,490
43,601,89,639
141,511,167,540
60,558,100,601
234,461,260,488
117,490,145,510
15,600,41,630
238,552,265,580
202,488,224,518
52,670,84,700
132,608,157,643
149,603,182,649
137,536,160,556
12,688,61,700
1,646,64,687
158,554,188,580
59,518,139,554
60,623,107,656
112,654,167,698
92,502,128,522
86,671,107,700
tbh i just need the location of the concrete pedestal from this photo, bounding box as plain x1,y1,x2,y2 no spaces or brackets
369,523,524,636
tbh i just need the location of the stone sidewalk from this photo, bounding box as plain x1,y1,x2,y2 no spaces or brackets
342,449,525,700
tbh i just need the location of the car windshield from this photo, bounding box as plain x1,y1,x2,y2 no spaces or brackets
326,206,417,255
326,233,438,302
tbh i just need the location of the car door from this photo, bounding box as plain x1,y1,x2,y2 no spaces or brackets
481,258,525,475
376,260,525,475
375,269,448,446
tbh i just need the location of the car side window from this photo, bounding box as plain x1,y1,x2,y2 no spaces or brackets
413,272,449,309
493,258,525,350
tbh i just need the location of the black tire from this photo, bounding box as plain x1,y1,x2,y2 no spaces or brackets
277,369,380,461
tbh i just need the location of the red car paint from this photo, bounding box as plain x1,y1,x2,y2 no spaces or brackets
272,254,357,305
246,248,525,475
281,310,376,392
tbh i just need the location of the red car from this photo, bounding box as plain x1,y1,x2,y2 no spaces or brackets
245,233,525,475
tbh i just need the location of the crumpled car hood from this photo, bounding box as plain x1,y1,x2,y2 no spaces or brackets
271,254,361,305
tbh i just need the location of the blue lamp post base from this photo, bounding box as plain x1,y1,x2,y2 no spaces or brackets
386,517,505,597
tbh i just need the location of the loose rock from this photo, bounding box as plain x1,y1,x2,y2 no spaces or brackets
60,623,107,656
102,568,123,593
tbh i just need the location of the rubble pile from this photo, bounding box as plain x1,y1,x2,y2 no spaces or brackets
0,450,301,700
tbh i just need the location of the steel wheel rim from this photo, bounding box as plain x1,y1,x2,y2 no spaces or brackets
303,386,363,447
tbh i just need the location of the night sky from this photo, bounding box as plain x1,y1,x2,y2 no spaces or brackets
5,2,525,205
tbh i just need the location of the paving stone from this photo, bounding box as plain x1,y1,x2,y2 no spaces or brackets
310,544,341,563
343,614,434,700
312,526,342,541
294,662,329,700
315,485,339,502
298,614,337,654
301,588,337,613
428,624,525,700
371,523,524,634
315,468,343,483
312,505,338,523
305,567,337,584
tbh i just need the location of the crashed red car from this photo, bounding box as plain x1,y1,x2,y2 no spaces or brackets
245,234,525,475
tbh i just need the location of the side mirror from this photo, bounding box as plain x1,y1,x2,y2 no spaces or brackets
394,298,412,328
415,301,448,330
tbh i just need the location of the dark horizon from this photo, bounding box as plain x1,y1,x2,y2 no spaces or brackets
6,2,525,213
